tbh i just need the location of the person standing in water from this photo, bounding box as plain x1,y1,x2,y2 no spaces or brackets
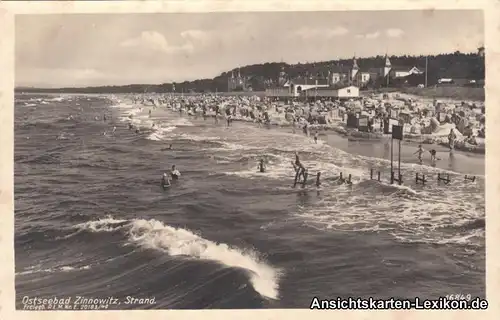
303,124,309,136
258,159,266,173
293,151,306,178
170,165,181,180
429,149,437,162
414,144,425,164
161,172,171,187
313,132,318,144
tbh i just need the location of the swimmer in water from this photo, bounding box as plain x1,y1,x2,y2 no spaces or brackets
170,165,181,180
414,144,425,163
162,144,173,151
258,159,266,173
161,172,171,187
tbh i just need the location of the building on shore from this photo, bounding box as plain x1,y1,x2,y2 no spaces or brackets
265,54,423,99
302,85,360,99
330,55,422,87
227,68,250,92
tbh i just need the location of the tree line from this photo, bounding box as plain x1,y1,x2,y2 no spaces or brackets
16,51,484,94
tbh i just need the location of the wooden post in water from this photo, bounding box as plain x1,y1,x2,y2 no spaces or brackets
316,172,321,187
390,137,394,184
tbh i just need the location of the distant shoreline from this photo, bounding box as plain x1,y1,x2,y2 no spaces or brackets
15,85,485,102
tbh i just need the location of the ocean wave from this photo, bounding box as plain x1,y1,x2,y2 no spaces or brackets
295,182,484,247
16,264,91,276
146,126,177,141
70,216,281,300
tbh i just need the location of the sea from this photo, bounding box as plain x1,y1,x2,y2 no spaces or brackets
14,93,485,309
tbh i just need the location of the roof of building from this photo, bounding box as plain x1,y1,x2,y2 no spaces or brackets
390,66,423,72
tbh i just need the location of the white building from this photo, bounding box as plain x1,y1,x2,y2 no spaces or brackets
301,85,360,99
389,66,424,78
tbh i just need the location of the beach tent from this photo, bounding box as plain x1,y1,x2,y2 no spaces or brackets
429,117,440,133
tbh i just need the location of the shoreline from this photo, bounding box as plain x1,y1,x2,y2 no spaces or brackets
120,101,484,176
206,113,486,155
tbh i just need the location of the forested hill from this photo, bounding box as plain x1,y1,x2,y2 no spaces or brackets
16,51,484,94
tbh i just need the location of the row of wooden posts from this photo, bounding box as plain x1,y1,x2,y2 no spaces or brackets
370,168,477,185
291,167,476,189
293,168,352,188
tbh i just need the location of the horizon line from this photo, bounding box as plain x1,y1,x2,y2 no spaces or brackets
16,49,483,90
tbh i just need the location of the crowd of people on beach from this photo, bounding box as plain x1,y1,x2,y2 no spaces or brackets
96,90,484,188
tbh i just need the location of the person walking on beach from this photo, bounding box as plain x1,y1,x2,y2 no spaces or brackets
448,128,457,150
414,144,425,164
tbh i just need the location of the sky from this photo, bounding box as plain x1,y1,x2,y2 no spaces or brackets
15,10,484,88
